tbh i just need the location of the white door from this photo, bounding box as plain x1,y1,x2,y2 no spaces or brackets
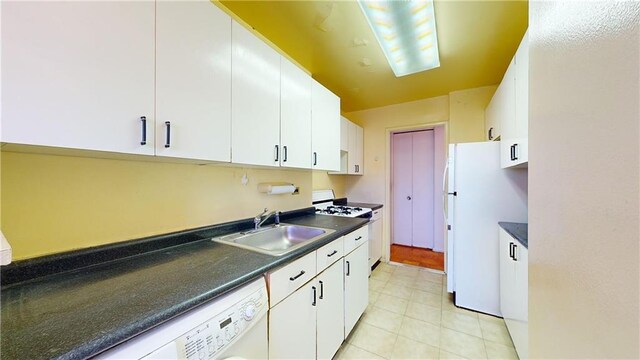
344,242,369,336
317,261,345,360
280,57,312,169
231,21,281,167
269,280,317,359
411,131,435,249
2,1,155,155
392,131,436,248
311,80,341,171
155,0,231,161
392,132,414,246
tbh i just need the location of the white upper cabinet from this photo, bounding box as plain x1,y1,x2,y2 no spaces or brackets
231,21,281,167
499,60,517,168
512,30,529,166
311,80,341,171
347,122,364,175
280,57,312,169
485,87,501,141
330,117,363,175
340,117,350,152
497,30,529,168
1,1,155,155
155,0,231,162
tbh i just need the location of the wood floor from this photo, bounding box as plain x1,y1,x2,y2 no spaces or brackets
390,244,445,271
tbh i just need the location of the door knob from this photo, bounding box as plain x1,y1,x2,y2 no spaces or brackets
407,196,412,200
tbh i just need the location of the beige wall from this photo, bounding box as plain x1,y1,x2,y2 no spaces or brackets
343,86,495,205
529,2,640,358
2,152,312,260
341,87,494,261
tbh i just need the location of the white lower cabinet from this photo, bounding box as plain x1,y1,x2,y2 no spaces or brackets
267,226,369,359
316,261,345,360
499,228,528,359
269,280,317,359
344,241,369,336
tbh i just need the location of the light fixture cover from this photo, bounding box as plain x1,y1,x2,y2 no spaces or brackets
358,0,441,77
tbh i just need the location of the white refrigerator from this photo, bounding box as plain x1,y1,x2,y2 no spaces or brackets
446,141,527,316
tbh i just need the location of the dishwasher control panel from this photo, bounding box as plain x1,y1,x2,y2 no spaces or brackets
174,287,266,360
97,278,268,360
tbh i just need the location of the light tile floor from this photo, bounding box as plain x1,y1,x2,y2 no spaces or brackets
334,262,518,360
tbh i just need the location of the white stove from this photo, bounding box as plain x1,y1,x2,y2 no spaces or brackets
312,190,372,218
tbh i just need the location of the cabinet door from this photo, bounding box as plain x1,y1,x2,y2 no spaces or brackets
311,80,341,171
269,280,317,359
498,228,515,319
485,91,500,141
511,244,529,359
340,117,350,152
317,261,345,360
513,31,529,166
513,244,528,323
355,125,364,175
156,0,231,161
344,241,369,336
280,57,312,169
499,59,517,168
2,1,155,155
347,121,358,174
231,21,281,167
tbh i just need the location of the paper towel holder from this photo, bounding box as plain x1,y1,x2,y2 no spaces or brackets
257,182,298,195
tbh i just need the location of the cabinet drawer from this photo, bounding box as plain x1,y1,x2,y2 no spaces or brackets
316,237,344,273
267,251,317,307
343,226,368,255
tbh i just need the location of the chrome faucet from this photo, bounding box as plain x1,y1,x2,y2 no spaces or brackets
254,208,280,230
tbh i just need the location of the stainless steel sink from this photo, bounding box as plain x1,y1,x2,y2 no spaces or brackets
212,223,335,256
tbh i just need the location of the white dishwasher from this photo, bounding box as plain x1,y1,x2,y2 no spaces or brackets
97,277,268,360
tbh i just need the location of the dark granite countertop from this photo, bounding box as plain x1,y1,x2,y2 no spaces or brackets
0,208,368,360
334,198,383,210
499,222,528,249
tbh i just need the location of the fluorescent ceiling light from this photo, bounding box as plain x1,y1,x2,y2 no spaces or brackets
358,0,441,77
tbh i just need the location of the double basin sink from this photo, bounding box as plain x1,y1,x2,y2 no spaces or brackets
213,224,336,256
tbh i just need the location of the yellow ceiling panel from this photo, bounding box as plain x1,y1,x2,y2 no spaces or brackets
218,0,528,111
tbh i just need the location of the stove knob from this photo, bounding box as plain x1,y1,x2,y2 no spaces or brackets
243,304,256,321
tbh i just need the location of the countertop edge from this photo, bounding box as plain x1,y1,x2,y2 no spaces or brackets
498,222,528,249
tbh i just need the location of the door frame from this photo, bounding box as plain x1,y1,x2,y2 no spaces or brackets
384,122,448,271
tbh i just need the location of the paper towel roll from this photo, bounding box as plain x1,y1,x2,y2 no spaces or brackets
257,183,296,195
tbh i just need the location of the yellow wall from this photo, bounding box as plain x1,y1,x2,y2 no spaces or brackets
2,152,312,260
311,171,346,198
449,86,497,143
